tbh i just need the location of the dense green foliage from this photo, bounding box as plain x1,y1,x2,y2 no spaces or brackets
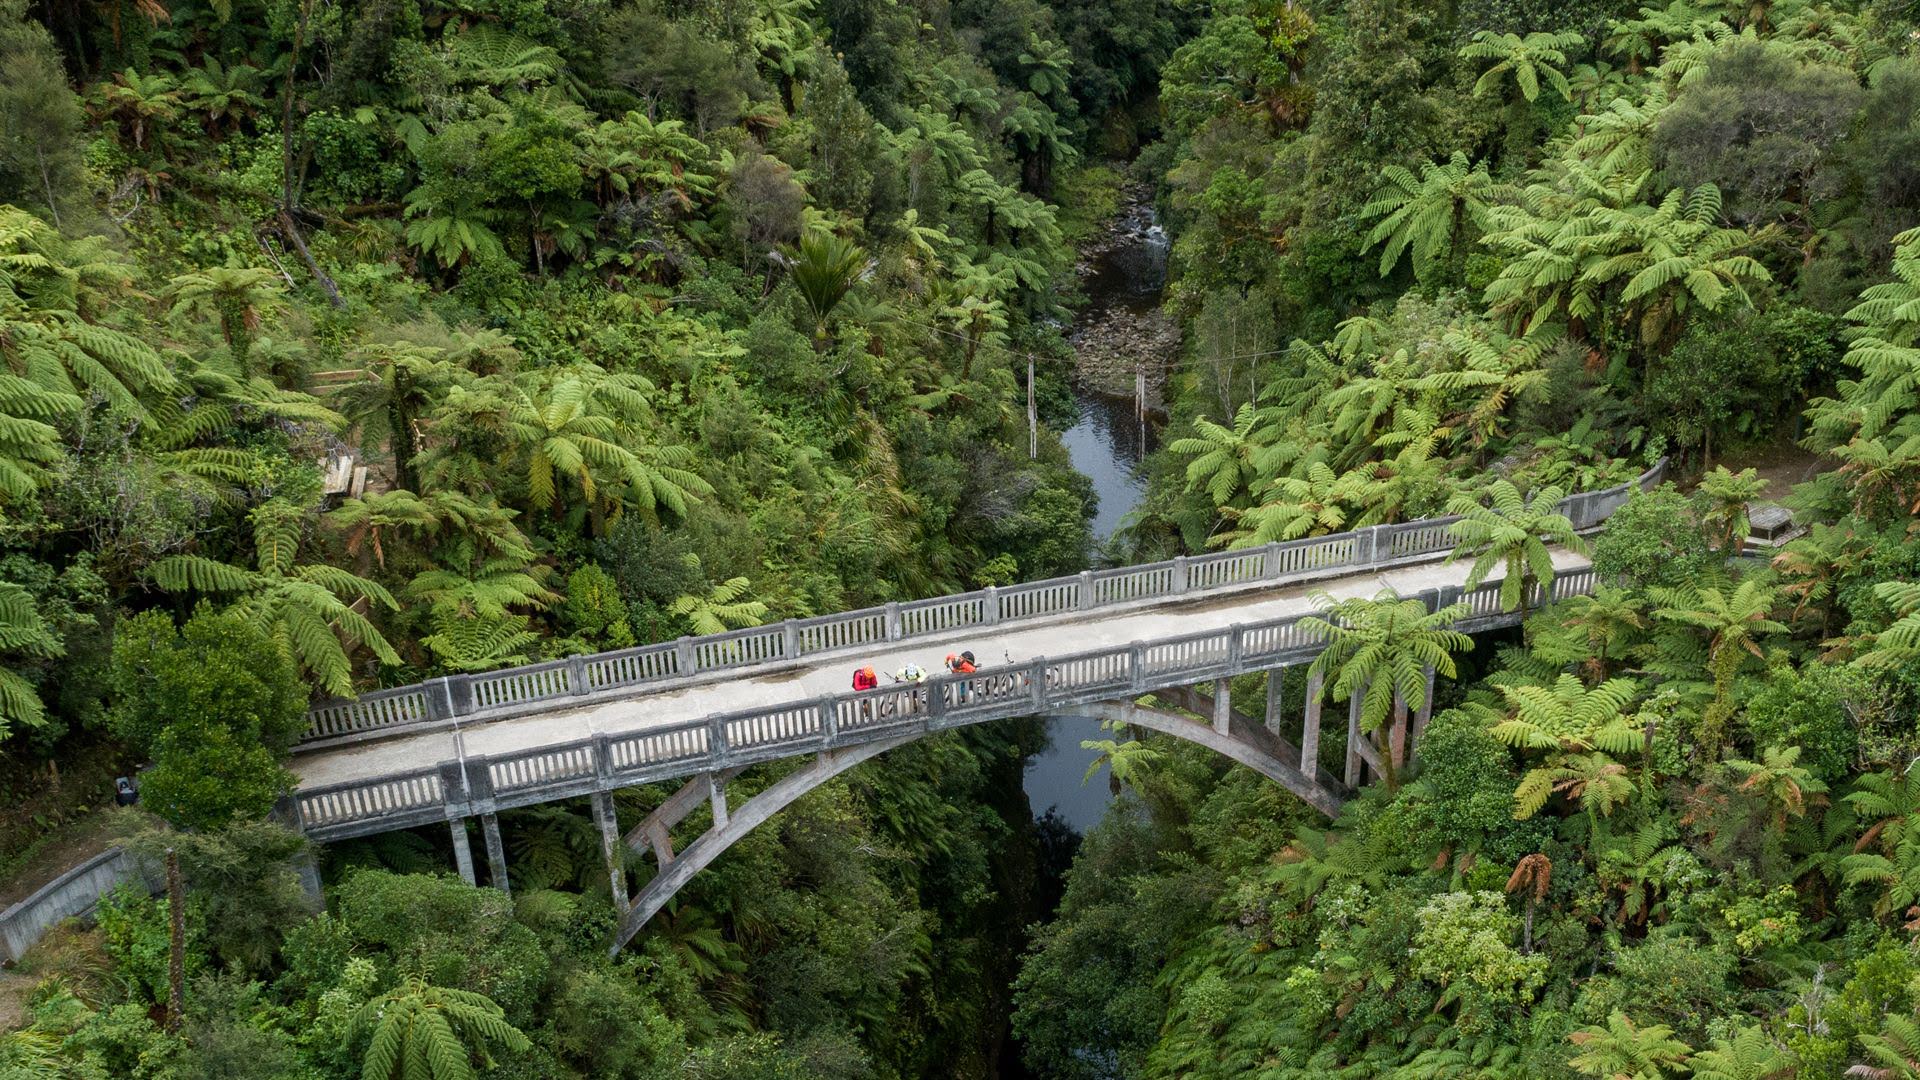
1006,0,1920,1074
10,0,1920,1072
0,0,1162,1069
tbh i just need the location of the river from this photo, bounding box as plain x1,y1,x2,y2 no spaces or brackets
1021,191,1171,834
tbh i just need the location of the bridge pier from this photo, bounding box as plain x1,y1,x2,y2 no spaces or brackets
592,792,627,910
449,818,476,886
1212,679,1232,735
1300,669,1324,777
709,774,730,829
1265,670,1283,736
481,813,509,893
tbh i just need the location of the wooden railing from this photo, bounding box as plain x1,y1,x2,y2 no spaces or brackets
299,460,1666,746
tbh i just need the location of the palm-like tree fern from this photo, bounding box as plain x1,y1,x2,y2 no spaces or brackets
1302,590,1472,783
1687,1024,1794,1080
670,572,769,636
350,977,531,1080
166,265,285,363
1445,479,1581,615
1569,1010,1691,1077
1725,744,1828,831
1489,674,1643,753
1167,402,1291,509
1650,580,1785,751
0,583,59,739
149,499,401,695
0,207,174,421
1361,152,1509,280
1461,30,1587,103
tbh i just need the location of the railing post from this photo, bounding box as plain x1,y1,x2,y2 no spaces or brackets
1129,645,1146,692
1030,658,1048,710
438,759,470,819
1264,541,1282,578
819,698,838,747
425,678,453,721
447,675,474,717
568,655,590,695
675,636,695,675
1227,625,1244,671
782,619,800,658
984,585,1000,625
885,602,901,640
929,679,947,724
1361,526,1382,567
1172,555,1189,594
708,716,730,766
1078,571,1094,609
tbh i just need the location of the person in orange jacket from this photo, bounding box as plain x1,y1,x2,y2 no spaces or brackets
946,652,977,701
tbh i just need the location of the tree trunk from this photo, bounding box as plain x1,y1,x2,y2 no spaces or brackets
389,367,417,492
36,147,59,229
165,848,185,1033
1388,691,1409,782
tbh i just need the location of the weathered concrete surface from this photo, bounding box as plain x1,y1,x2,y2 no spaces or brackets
291,551,1590,794
1,849,157,963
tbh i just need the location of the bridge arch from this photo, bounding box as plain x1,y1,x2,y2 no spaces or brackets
610,701,1345,953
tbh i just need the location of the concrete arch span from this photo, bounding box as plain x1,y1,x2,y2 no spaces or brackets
609,700,1346,954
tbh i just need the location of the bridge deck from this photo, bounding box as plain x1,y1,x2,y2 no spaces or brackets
290,549,1589,793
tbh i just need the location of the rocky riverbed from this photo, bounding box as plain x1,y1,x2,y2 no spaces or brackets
1067,184,1177,407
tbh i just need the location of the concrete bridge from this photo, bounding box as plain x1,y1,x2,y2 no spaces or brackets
281,462,1663,953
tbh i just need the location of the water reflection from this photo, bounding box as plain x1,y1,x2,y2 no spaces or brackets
1061,391,1153,540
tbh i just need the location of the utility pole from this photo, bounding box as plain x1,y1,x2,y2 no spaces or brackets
1027,356,1037,459
166,848,185,1033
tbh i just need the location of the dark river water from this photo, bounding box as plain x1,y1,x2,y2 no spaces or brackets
1021,198,1168,833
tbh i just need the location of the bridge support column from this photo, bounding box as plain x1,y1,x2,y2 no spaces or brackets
592,792,627,911
1300,669,1323,776
708,773,730,829
1265,670,1284,736
449,818,476,886
1343,688,1364,788
481,813,509,894
293,849,323,911
1212,679,1232,736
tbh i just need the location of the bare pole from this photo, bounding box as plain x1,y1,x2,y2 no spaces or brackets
166,848,185,1033
1027,355,1038,459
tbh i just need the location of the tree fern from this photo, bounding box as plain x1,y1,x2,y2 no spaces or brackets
350,977,530,1080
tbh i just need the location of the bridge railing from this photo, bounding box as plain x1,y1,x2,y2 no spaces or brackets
288,568,1609,840
299,459,1667,745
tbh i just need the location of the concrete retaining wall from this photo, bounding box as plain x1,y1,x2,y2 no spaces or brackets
0,848,156,964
